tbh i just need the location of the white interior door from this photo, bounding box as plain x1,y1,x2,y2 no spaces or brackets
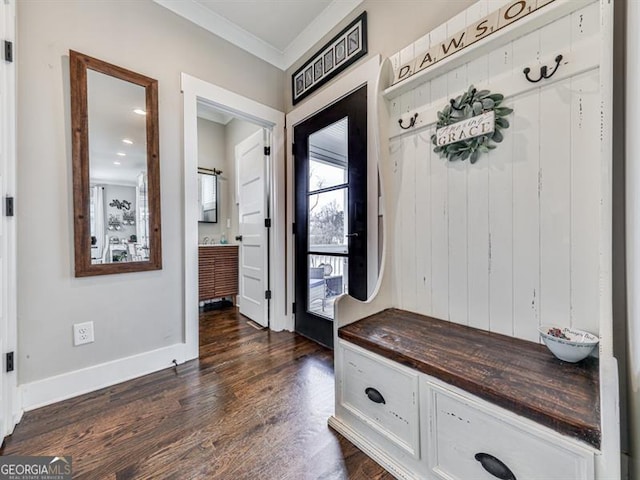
0,0,18,439
236,129,269,327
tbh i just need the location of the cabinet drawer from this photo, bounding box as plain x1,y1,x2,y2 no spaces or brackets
340,342,420,457
430,386,594,480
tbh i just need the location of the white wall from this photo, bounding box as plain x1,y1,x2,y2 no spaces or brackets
197,117,226,241
17,0,283,386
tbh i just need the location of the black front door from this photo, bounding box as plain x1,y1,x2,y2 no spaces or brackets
294,85,367,348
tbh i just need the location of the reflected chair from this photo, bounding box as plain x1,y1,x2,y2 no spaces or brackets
308,267,326,312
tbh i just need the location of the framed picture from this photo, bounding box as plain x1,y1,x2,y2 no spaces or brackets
323,50,334,74
304,66,313,88
335,39,346,65
291,12,367,105
314,58,323,81
295,73,304,97
347,26,361,56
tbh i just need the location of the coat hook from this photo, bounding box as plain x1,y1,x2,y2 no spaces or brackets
450,88,476,111
398,113,418,130
523,54,563,83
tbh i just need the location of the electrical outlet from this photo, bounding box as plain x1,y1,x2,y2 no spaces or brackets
73,321,94,346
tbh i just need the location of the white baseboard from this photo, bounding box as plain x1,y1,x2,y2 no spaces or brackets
328,416,418,480
20,343,188,411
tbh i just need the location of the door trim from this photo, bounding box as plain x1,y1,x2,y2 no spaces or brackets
285,55,380,332
181,74,285,361
1,0,20,436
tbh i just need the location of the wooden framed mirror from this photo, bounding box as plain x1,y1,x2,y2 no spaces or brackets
70,50,162,276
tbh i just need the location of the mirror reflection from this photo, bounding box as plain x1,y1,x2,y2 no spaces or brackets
197,169,218,223
87,70,149,264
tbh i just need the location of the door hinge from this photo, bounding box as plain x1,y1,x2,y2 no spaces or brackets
265,290,272,300
4,41,13,63
292,222,296,235
292,302,296,314
264,146,271,156
6,352,14,372
264,218,271,228
291,143,295,155
5,196,14,217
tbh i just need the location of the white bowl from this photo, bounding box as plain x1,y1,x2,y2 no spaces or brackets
538,325,599,363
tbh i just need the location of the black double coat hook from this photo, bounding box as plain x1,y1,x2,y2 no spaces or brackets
398,113,418,130
523,54,563,83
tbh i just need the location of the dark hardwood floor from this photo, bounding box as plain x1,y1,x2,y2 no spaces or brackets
1,308,392,479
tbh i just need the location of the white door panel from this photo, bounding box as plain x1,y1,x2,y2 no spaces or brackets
236,129,269,327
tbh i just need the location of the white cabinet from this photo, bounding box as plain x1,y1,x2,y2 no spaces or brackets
340,342,420,457
427,383,594,480
333,340,595,480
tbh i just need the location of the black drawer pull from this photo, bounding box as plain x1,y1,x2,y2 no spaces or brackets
474,453,516,480
365,387,385,404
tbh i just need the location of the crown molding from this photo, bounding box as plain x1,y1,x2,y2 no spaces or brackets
154,0,363,71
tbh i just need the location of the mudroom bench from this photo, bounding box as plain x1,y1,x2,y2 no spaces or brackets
330,308,600,480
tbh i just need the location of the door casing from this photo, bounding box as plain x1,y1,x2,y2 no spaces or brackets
294,85,368,347
182,74,285,361
285,55,381,333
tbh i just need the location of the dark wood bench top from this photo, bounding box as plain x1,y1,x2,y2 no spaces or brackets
338,308,600,449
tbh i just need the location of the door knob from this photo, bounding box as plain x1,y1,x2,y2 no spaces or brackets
345,233,359,238
235,235,243,242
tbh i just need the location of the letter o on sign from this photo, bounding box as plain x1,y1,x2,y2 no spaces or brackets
505,1,526,20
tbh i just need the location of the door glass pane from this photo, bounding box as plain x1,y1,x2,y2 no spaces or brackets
308,117,348,192
307,254,348,320
308,188,348,254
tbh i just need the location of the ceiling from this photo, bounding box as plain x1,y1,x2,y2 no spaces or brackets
153,0,363,70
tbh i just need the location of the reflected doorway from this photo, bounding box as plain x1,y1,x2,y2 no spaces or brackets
294,85,367,348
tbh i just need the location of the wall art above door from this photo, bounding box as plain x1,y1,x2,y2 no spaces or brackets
292,12,367,105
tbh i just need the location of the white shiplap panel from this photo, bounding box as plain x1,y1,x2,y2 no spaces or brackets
446,65,469,326
399,45,416,115
511,92,541,342
487,42,514,336
400,135,418,312
415,130,432,316
466,55,490,332
511,31,541,342
570,72,600,334
429,69,449,321
465,0,488,24
385,1,603,341
389,139,404,307
571,1,599,44
539,79,572,330
446,9,468,37
539,15,572,330
447,65,468,98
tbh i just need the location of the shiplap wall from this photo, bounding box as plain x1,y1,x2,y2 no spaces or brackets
386,0,601,343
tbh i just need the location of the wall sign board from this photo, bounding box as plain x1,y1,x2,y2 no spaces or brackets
392,0,556,85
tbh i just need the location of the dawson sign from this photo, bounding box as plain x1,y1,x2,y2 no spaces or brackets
393,0,556,85
436,111,495,147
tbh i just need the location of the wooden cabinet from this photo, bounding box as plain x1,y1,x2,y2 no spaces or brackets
331,310,598,480
198,245,238,302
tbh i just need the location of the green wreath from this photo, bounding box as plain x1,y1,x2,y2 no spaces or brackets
431,85,513,164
